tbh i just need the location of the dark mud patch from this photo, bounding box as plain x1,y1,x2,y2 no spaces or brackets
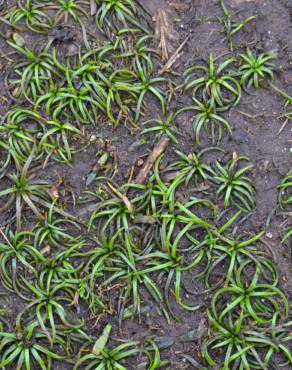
0,0,291,369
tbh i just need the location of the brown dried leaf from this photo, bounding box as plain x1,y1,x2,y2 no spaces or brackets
153,9,175,61
69,292,80,306
40,245,51,256
90,0,97,16
50,186,59,199
107,182,133,213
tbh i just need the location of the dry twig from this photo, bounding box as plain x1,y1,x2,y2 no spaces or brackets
154,9,176,61
135,135,170,183
159,36,189,74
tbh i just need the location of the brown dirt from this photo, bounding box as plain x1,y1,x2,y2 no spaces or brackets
0,0,291,369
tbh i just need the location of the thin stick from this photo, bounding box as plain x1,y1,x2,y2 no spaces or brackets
278,118,289,135
236,110,266,119
0,228,13,248
158,36,189,74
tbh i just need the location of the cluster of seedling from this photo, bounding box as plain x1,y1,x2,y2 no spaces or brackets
0,0,290,369
278,171,292,245
273,84,291,246
177,47,277,146
218,0,256,51
5,34,167,127
5,0,150,36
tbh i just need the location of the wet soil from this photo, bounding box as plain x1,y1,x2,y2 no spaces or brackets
0,0,291,369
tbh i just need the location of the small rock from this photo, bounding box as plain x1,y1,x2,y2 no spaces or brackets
90,134,97,143
137,158,144,166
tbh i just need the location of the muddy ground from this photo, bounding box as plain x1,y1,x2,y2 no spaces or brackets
0,0,291,369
